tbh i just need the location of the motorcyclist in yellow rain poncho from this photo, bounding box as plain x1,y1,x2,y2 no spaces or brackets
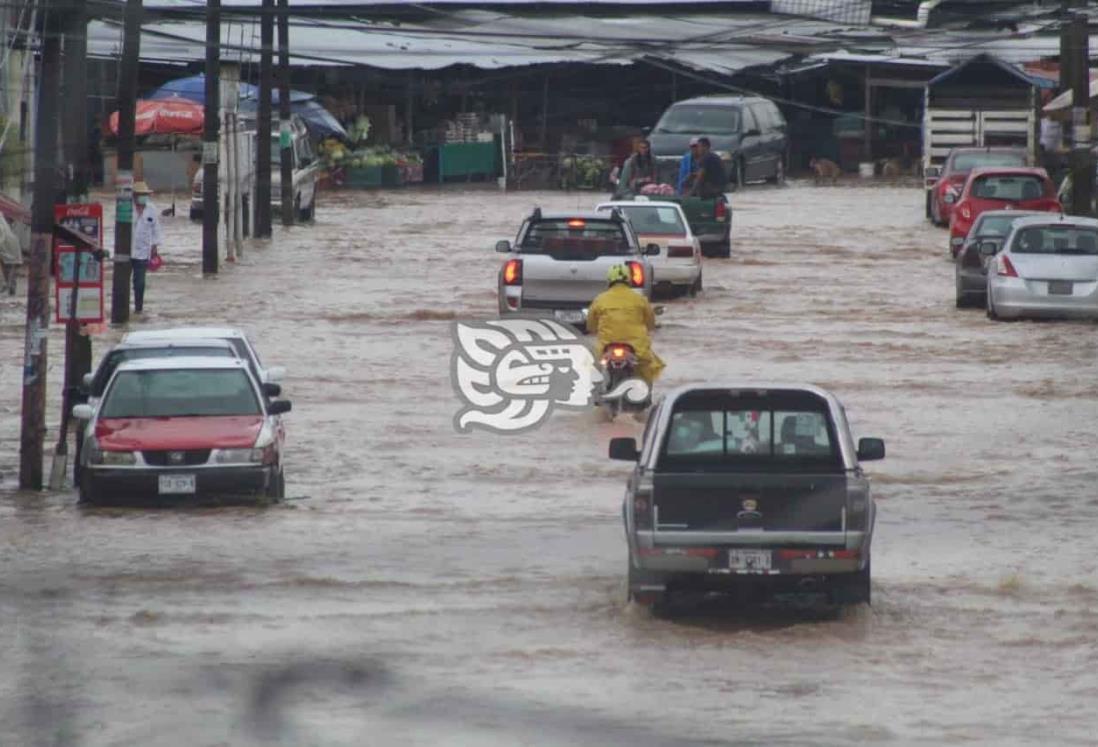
586,264,665,386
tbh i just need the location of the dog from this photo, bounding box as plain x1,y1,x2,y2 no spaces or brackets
880,158,904,178
808,157,841,185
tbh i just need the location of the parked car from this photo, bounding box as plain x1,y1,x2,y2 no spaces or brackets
81,338,242,410
71,357,291,504
122,327,285,386
495,208,657,326
648,95,787,189
986,214,1098,320
955,209,1045,308
191,115,319,222
610,383,884,609
595,200,702,296
948,167,1060,256
926,147,1028,226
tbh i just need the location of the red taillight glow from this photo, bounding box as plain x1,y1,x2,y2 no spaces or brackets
960,204,972,220
777,549,860,560
638,547,719,559
627,261,644,287
998,255,1018,278
715,200,727,221
566,219,586,229
503,258,522,285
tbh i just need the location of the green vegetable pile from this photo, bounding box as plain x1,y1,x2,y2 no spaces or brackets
559,155,608,190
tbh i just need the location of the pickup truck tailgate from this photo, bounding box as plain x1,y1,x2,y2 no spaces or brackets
522,248,631,305
652,472,849,539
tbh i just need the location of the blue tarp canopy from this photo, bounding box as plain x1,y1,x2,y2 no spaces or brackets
148,74,349,140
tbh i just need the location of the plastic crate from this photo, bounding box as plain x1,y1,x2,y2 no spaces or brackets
381,164,401,187
345,165,383,189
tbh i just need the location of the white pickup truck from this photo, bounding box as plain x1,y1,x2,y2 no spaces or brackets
494,208,658,328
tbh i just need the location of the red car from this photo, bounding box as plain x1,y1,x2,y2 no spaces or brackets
948,167,1061,257
71,357,291,503
927,147,1029,227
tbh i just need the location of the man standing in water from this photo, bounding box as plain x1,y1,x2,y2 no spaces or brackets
130,181,163,315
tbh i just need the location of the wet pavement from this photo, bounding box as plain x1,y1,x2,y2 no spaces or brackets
1,182,1097,746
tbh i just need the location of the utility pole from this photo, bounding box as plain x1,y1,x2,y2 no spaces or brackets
110,0,142,326
277,0,294,226
20,13,62,490
202,0,220,274
54,6,93,489
255,0,274,238
1067,11,1093,217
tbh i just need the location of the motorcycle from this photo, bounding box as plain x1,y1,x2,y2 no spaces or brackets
595,342,651,421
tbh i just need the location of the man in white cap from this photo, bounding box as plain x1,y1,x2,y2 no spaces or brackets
676,136,701,195
131,181,162,314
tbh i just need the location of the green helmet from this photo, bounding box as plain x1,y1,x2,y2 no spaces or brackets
606,263,630,286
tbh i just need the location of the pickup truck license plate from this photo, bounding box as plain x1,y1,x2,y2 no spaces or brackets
554,309,585,324
1048,281,1073,295
729,549,771,571
158,474,196,495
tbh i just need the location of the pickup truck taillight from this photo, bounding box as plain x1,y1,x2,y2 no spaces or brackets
633,473,653,530
715,200,727,221
626,261,644,288
503,258,523,286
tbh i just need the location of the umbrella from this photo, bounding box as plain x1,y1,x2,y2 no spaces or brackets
149,73,313,106
150,74,349,141
108,98,205,136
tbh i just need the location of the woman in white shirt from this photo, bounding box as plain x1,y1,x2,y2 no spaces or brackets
131,181,162,314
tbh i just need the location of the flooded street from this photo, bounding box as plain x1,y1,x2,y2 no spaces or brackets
2,182,1097,745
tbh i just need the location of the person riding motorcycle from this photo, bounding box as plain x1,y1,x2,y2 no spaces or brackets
586,264,665,386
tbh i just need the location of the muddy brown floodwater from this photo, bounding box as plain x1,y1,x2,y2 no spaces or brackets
1,182,1097,746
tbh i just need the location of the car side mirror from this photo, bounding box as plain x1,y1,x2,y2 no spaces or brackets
264,366,285,384
262,382,282,398
978,241,998,257
925,166,941,179
645,243,660,256
943,193,956,204
857,437,885,462
72,404,94,421
640,126,652,135
495,240,511,253
608,437,639,461
268,400,292,416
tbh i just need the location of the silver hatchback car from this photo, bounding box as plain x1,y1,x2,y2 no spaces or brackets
986,214,1098,320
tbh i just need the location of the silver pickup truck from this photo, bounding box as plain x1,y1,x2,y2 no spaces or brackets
495,208,657,327
609,383,885,609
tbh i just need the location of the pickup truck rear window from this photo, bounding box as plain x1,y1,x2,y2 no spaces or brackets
658,390,842,472
520,220,632,257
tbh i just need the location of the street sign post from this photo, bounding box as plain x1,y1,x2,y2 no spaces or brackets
53,203,105,324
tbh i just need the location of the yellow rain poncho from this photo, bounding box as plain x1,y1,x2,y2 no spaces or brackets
587,283,665,385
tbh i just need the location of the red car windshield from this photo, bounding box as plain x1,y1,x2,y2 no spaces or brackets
101,369,261,418
969,175,1048,202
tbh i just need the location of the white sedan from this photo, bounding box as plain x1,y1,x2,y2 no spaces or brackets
596,200,702,296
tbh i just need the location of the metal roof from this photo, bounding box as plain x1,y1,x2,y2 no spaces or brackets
87,11,827,71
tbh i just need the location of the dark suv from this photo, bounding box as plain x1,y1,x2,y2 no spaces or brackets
649,96,788,189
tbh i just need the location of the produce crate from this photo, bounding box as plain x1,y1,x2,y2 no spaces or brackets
345,165,383,189
381,164,401,187
400,162,424,184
